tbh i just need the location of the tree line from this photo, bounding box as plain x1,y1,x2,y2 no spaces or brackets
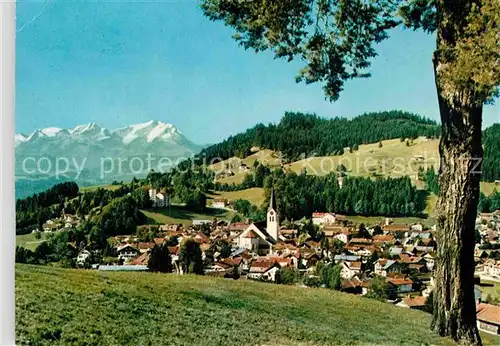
261,170,426,221
196,111,440,162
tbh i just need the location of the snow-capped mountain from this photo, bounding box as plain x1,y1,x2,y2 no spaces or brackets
15,121,203,197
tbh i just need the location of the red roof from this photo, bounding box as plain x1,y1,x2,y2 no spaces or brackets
387,277,413,285
154,237,166,245
130,252,149,265
373,235,395,243
402,296,427,307
476,303,500,325
194,232,209,243
137,242,155,250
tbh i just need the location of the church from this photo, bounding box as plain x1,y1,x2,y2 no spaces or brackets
235,188,281,255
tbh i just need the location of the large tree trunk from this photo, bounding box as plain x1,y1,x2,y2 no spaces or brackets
431,3,483,344
431,85,483,345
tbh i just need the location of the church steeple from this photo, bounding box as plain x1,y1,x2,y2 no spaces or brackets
267,187,279,241
269,187,277,211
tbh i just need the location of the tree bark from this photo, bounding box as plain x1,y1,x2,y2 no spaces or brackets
431,3,483,344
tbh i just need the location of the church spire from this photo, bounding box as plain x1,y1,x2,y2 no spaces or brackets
269,187,277,211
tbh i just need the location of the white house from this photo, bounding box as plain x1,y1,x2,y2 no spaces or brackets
76,250,91,264
211,199,228,209
483,260,500,278
148,188,171,208
247,260,281,282
340,261,362,280
374,259,401,277
116,244,140,261
312,212,336,226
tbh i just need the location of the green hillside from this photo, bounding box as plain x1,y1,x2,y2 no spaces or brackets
16,265,500,345
140,206,235,226
15,265,444,345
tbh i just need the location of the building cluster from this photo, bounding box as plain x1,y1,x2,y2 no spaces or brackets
76,189,500,335
39,213,81,233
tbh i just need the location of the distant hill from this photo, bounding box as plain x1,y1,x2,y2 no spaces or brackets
198,110,440,163
16,264,488,346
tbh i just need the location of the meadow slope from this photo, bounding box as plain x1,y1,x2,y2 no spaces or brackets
15,264,465,346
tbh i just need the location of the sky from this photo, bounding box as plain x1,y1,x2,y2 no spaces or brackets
16,0,499,145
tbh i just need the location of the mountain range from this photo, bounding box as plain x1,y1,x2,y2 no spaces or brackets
15,121,203,198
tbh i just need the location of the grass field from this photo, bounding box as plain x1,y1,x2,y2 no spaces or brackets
286,137,439,182
345,215,436,228
16,233,47,251
18,264,500,346
210,140,497,196
477,280,500,303
140,206,236,225
210,149,282,185
206,188,266,207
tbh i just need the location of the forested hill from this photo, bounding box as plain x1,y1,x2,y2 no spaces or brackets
198,110,440,162
483,124,500,182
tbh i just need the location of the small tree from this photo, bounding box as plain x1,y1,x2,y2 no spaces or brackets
148,244,173,273
329,264,341,290
219,241,232,258
280,266,299,285
368,276,389,302
179,238,204,275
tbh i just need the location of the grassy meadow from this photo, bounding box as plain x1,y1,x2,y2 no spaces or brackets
15,264,486,346
206,188,266,207
477,280,500,303
16,233,48,251
140,205,235,225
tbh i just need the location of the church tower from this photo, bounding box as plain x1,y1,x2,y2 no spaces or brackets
267,188,279,241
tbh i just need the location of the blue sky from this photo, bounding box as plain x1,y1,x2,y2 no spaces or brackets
16,1,499,145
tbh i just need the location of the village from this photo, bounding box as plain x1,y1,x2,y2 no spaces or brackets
34,186,497,336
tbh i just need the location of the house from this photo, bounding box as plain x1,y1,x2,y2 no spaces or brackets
397,295,427,310
323,225,355,243
312,212,337,226
148,188,170,208
159,224,181,232
193,232,210,244
410,223,424,232
340,261,362,279
130,252,149,266
423,253,435,271
389,247,403,257
135,242,155,253
76,249,91,264
247,259,281,282
383,224,410,233
117,244,140,261
341,276,364,294
374,259,402,277
387,276,413,293
211,199,228,209
300,250,320,268
333,254,361,263
476,303,500,335
483,260,500,278
373,234,395,246
192,220,212,226
272,242,298,257
279,228,298,240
